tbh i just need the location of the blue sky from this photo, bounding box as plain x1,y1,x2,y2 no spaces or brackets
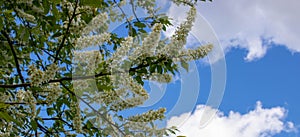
160,45,300,137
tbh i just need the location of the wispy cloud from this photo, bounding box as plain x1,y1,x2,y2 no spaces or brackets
166,101,297,137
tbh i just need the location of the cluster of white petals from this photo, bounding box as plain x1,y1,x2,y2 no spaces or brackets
81,13,109,35
110,96,145,111
148,73,173,83
128,24,163,62
75,33,111,49
108,73,149,111
172,0,195,6
159,6,197,57
0,122,13,137
136,0,156,16
17,90,36,118
110,37,133,70
44,83,63,104
15,0,33,5
71,100,82,133
15,8,35,22
119,73,148,97
28,64,58,86
128,108,166,122
124,121,166,137
176,44,213,62
28,65,44,86
99,89,126,105
73,50,103,74
118,0,127,6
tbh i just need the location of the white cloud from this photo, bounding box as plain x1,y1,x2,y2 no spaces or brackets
166,101,297,137
164,0,300,61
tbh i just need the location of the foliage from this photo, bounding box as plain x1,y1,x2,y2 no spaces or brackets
0,0,212,136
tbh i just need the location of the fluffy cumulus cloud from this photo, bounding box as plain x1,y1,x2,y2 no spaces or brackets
164,0,300,61
166,101,296,137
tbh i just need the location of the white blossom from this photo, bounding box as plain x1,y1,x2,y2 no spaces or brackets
128,23,163,62
81,13,109,35
15,8,35,22
75,33,111,49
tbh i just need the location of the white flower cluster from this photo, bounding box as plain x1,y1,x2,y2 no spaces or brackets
128,24,163,62
71,100,82,133
0,50,13,68
72,79,90,92
31,5,44,13
110,37,133,70
28,65,44,86
75,33,111,49
73,50,102,74
81,13,109,35
45,64,59,81
15,8,35,22
63,1,76,16
28,64,58,86
0,122,13,137
17,90,36,118
0,92,9,103
136,0,156,16
149,73,172,83
171,0,195,6
124,121,166,137
44,83,63,105
128,108,166,122
124,121,152,135
176,44,213,62
118,0,127,6
121,73,148,97
15,0,33,5
16,89,26,101
98,89,125,105
98,74,149,110
159,6,197,58
110,96,145,111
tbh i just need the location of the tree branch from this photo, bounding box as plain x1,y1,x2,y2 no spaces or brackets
0,56,168,88
1,30,27,89
54,0,79,63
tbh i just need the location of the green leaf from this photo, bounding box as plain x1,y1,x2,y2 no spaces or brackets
157,65,162,74
134,22,146,28
0,111,22,126
47,107,55,116
0,111,14,122
52,31,62,38
31,120,38,131
135,76,144,85
0,103,9,109
37,107,41,115
80,0,108,8
181,61,189,72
